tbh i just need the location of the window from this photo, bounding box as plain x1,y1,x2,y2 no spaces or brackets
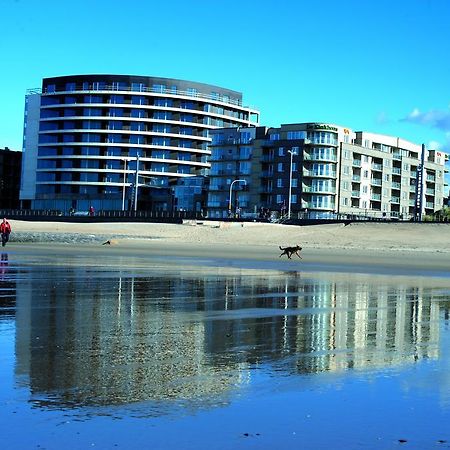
277,163,283,172
269,133,280,141
343,150,350,159
278,147,285,156
152,84,166,93
363,170,369,178
292,178,298,187
342,181,349,190
291,194,297,204
131,96,146,105
155,98,173,107
287,131,306,140
277,178,283,188
362,186,368,194
343,166,350,175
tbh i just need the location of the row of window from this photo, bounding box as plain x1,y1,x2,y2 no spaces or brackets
45,82,241,105
39,132,208,145
36,164,192,182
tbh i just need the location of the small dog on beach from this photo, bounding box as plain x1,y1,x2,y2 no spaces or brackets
279,245,302,259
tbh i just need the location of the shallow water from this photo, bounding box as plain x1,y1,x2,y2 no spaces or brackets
1,250,450,449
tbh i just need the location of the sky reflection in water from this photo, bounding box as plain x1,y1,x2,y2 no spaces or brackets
1,251,450,449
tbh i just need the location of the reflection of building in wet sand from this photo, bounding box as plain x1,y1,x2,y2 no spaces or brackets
13,267,443,410
14,269,244,408
0,253,16,319
202,274,441,374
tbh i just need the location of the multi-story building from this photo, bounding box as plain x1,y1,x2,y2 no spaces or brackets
20,75,259,213
0,147,22,209
207,123,448,219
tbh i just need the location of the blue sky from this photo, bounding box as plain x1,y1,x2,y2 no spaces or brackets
2,0,450,153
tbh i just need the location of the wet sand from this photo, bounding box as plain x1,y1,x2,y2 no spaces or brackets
7,220,450,278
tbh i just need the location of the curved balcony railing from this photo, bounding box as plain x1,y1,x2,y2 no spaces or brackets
28,85,254,109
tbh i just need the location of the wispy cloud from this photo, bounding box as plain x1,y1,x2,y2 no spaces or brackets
375,111,391,125
402,106,450,132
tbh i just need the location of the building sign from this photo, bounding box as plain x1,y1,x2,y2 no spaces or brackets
307,123,338,132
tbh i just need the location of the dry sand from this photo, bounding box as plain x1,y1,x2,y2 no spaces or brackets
6,219,450,277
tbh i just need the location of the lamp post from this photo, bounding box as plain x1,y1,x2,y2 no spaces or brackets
228,179,246,216
287,150,296,219
122,158,128,211
134,154,140,212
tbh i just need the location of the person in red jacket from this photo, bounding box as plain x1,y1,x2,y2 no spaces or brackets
0,218,11,247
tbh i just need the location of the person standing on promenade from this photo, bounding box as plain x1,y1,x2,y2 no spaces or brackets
0,218,11,247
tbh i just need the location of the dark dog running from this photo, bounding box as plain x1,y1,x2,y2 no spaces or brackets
279,245,302,259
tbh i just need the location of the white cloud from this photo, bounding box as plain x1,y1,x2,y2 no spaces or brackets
402,106,450,132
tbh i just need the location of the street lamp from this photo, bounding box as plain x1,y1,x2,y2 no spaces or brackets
134,154,140,212
121,158,129,211
228,179,246,216
287,150,297,219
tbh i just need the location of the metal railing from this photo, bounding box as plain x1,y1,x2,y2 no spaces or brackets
28,85,250,108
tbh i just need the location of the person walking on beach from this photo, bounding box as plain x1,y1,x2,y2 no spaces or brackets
0,218,11,247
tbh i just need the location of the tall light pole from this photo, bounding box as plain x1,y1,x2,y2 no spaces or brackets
134,154,140,212
228,179,246,216
122,158,128,211
287,149,296,219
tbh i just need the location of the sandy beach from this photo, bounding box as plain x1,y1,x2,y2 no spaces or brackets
6,219,450,277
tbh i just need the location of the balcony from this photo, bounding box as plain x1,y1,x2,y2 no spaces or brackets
371,178,382,186
351,190,360,197
391,196,400,204
392,182,401,189
352,175,361,182
371,163,383,171
310,154,337,162
392,168,401,175
371,193,381,201
303,168,336,178
353,159,361,167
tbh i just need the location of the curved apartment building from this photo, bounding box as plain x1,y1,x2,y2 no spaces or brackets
20,75,259,212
